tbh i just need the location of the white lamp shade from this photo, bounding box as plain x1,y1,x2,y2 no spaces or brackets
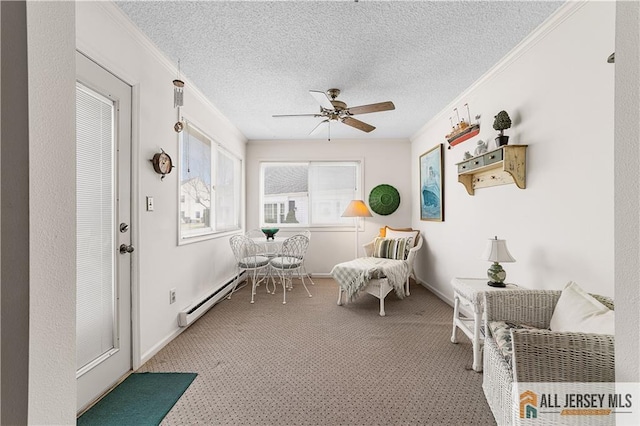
482,237,516,263
341,200,372,218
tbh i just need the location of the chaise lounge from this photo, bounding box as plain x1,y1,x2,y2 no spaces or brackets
332,227,423,316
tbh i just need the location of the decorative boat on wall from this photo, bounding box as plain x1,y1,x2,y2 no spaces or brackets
446,104,480,149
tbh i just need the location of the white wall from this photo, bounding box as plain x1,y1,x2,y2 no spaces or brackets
411,2,616,300
1,2,32,423
26,2,77,423
247,139,412,274
614,0,640,382
76,2,247,364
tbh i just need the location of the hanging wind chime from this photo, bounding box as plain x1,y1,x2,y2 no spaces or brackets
173,59,185,133
171,60,191,173
150,60,185,181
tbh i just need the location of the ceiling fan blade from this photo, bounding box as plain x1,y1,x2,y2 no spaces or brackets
272,113,324,118
309,90,335,110
346,101,395,115
342,117,375,133
309,119,329,135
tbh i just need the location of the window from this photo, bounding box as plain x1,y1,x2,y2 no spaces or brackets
179,123,241,241
260,161,360,227
264,202,285,224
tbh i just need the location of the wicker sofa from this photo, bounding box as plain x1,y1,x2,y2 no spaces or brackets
482,290,615,425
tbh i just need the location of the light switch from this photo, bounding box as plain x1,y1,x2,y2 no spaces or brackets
146,196,154,211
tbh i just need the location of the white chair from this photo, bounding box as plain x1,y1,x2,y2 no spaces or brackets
295,230,315,286
228,235,271,304
269,234,312,304
483,290,614,425
362,233,423,296
334,231,423,316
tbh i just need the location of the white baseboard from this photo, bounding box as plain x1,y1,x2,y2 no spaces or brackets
140,327,185,366
138,274,241,366
415,275,454,307
415,275,474,319
312,272,333,278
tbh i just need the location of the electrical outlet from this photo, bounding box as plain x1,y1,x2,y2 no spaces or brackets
169,288,176,304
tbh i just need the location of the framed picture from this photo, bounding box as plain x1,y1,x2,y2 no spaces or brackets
419,144,444,221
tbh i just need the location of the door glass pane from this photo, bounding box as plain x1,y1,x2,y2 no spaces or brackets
76,83,115,370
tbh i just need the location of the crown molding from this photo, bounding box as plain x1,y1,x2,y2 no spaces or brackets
86,1,247,144
411,0,589,142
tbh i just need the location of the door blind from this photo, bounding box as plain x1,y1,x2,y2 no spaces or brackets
76,83,116,371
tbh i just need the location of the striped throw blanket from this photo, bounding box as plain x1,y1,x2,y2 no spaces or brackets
330,257,410,301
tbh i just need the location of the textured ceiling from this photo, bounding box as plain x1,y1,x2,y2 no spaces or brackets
115,1,564,141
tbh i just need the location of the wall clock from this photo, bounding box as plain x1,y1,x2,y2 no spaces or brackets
150,149,173,180
369,184,400,216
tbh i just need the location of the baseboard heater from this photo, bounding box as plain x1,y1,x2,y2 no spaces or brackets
178,271,246,327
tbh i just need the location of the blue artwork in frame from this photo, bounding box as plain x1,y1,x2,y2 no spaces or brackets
420,144,444,221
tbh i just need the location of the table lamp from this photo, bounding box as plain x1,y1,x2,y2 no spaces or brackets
482,236,516,287
342,200,372,259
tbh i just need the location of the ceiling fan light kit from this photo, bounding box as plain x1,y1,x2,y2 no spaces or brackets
273,88,395,140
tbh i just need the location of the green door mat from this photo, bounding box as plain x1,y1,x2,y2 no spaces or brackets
78,372,197,426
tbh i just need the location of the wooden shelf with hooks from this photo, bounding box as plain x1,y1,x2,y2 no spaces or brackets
455,145,527,195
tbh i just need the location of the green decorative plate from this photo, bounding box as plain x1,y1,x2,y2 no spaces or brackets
369,184,400,216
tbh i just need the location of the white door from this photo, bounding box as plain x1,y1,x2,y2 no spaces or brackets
75,51,133,413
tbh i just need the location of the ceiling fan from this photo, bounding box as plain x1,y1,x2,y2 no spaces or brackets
273,88,395,139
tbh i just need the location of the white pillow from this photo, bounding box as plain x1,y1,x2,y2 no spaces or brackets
384,227,419,247
549,281,615,335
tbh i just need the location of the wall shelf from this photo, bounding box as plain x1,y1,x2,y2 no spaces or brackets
455,145,527,195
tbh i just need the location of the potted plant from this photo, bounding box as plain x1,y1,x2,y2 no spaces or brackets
493,110,512,146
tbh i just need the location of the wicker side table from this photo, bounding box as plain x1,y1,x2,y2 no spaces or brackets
450,277,520,372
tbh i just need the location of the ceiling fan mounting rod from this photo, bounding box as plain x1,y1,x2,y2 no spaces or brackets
327,88,341,100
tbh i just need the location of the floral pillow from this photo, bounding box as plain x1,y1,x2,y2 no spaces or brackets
372,237,413,260
488,321,538,367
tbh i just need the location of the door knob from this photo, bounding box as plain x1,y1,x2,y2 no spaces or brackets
119,244,135,254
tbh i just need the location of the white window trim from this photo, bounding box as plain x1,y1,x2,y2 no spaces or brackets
178,120,242,245
258,158,365,231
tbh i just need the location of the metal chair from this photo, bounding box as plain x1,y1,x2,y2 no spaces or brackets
228,235,271,304
269,234,312,304
295,230,315,286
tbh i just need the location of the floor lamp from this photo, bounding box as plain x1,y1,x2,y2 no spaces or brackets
341,200,372,259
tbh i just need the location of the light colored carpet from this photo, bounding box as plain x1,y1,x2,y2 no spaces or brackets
139,278,496,425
